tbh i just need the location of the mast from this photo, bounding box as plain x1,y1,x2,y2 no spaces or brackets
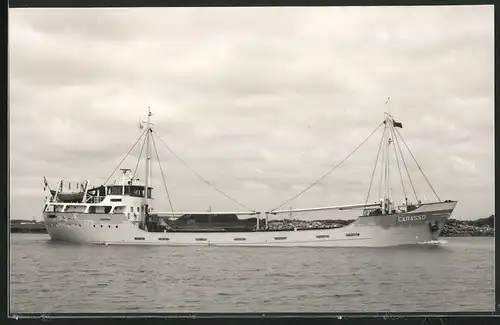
381,115,388,215
383,98,392,215
387,114,391,214
142,107,152,230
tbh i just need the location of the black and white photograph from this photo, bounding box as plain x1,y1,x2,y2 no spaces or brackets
9,5,494,314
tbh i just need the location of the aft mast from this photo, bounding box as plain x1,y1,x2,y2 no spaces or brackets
382,97,394,215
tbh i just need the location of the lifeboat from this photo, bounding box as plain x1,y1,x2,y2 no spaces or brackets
50,190,85,203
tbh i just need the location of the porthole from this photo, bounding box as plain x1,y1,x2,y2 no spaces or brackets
108,225,111,228
100,225,103,228
115,225,118,228
93,225,95,228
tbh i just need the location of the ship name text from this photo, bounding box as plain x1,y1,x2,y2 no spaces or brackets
397,215,427,222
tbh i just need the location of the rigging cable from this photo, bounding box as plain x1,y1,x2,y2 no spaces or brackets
104,128,147,185
363,123,387,213
394,128,441,202
389,122,408,202
269,121,385,212
152,130,255,212
392,127,419,202
151,133,174,213
132,135,147,182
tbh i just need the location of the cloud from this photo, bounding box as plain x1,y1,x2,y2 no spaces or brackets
450,156,477,173
9,6,494,220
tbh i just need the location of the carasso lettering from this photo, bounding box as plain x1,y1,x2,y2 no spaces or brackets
397,215,427,222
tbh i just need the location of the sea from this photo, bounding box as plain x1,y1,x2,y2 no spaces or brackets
9,233,494,314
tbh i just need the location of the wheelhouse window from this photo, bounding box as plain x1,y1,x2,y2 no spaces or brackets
106,185,153,198
107,186,122,196
125,186,152,198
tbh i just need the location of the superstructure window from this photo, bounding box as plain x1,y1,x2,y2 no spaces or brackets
126,186,153,198
130,187,142,197
108,186,122,195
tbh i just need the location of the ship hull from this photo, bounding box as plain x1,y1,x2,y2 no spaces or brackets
42,201,456,247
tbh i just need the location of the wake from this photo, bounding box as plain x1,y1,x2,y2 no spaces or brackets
417,239,448,246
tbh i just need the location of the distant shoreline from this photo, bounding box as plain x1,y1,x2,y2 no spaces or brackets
440,234,493,238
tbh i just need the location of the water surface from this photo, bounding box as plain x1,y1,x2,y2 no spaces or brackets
10,234,494,313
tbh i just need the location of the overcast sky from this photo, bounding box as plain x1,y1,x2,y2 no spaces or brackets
9,6,494,221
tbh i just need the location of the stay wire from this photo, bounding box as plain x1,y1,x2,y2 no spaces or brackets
389,123,407,201
394,128,441,202
104,128,147,185
152,130,255,212
393,128,419,202
151,133,174,213
270,121,385,212
132,135,147,182
363,124,386,213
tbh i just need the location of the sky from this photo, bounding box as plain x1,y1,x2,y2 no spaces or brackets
9,6,494,221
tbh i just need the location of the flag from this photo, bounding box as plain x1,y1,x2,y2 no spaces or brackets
43,177,48,191
139,121,144,130
393,121,403,128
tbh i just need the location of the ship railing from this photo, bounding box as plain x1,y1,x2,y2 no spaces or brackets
86,196,106,204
